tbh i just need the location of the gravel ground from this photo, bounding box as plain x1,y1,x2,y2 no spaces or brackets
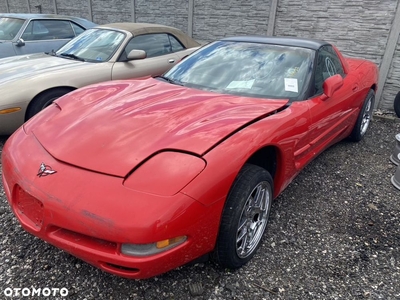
0,118,399,300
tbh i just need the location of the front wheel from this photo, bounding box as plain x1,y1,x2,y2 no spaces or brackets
26,88,73,120
349,89,375,142
213,164,273,269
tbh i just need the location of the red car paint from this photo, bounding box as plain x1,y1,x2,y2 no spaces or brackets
1,41,378,279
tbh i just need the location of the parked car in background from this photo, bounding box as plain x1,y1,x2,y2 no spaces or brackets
1,36,378,279
0,22,200,135
0,14,96,58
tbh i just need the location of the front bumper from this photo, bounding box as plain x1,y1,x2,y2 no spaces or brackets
1,129,224,279
0,106,25,135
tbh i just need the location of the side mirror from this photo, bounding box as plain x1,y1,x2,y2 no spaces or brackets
127,49,146,61
15,38,25,47
322,74,343,99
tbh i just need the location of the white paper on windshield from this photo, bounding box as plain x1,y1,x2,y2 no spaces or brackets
284,78,298,93
226,79,255,89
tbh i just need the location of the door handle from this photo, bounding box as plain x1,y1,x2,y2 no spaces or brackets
168,59,175,63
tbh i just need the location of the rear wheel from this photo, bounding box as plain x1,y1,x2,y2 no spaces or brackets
26,88,73,120
213,164,273,269
349,89,375,142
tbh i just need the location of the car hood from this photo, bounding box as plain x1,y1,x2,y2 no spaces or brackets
0,53,86,84
31,78,289,177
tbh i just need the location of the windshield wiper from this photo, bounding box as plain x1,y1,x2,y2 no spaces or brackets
59,53,85,62
156,76,184,86
45,49,56,56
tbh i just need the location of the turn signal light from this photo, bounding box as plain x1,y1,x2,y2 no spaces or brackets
156,236,186,249
121,236,187,257
0,107,21,114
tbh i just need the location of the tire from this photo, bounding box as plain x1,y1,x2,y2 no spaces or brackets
213,164,273,269
349,89,375,142
26,88,72,120
394,91,400,118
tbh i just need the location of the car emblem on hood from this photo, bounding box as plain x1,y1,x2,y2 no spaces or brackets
37,163,57,177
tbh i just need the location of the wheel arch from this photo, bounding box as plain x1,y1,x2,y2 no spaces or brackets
25,86,77,121
244,145,284,195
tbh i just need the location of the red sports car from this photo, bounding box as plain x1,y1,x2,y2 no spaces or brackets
1,36,378,279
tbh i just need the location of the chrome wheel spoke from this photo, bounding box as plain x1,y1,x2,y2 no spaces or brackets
237,218,247,233
253,185,262,205
360,98,372,135
237,230,249,255
236,181,271,259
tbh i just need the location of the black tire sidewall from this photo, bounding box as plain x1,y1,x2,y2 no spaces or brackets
26,88,71,120
213,164,273,269
350,89,375,142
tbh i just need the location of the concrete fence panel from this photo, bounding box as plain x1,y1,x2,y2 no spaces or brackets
193,0,270,42
91,0,131,24
135,0,189,33
275,0,397,66
57,0,91,20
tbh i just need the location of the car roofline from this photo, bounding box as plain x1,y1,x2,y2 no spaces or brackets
221,36,330,50
0,13,91,23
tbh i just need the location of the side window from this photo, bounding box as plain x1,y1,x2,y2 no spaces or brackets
314,45,345,95
46,20,75,39
122,33,176,59
21,20,74,41
168,34,185,52
71,22,85,36
21,21,45,41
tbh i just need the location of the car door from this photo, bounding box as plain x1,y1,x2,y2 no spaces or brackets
13,19,78,55
111,33,188,80
307,45,361,154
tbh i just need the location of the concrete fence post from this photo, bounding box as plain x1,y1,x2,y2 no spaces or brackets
27,0,31,13
188,0,194,37
131,0,136,22
88,0,93,22
376,1,400,109
267,0,279,36
53,0,58,14
5,0,9,13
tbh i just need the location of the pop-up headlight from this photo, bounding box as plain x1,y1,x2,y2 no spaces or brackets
123,151,206,196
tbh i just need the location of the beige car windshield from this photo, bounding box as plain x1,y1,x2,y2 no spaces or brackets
56,28,125,62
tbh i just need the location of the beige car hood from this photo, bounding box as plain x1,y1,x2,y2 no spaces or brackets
0,53,88,84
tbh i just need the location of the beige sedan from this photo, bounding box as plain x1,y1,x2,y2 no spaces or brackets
0,23,200,135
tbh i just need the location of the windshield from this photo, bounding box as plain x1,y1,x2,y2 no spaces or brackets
0,17,25,40
56,28,125,62
165,41,315,100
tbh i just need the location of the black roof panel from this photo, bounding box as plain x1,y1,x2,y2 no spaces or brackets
221,36,330,50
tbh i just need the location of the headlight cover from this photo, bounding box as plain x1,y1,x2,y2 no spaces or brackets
123,151,206,196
